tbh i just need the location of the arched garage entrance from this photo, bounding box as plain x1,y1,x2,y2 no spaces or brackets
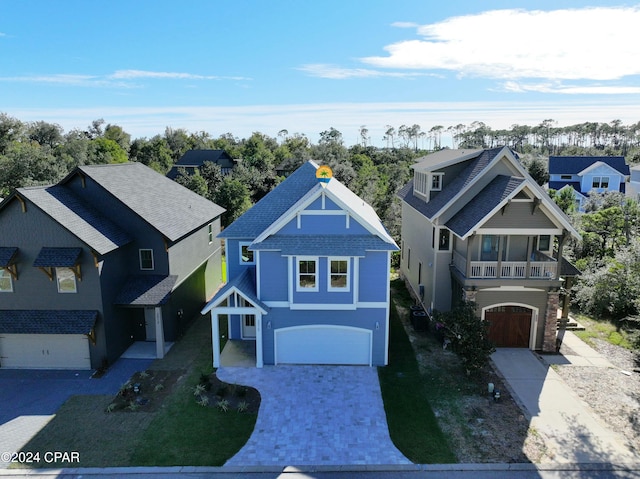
483,304,537,348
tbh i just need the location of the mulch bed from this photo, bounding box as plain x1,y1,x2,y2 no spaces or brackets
194,372,261,414
106,369,186,413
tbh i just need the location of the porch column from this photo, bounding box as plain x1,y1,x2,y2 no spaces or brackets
154,306,165,359
496,236,504,278
525,236,534,278
543,289,560,352
465,238,472,278
212,312,220,368
256,313,263,368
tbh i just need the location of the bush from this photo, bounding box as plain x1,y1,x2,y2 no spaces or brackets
433,301,495,375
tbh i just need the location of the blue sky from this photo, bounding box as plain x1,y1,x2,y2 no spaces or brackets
2,0,640,146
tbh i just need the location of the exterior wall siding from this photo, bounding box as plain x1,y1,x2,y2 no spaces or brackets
291,256,354,305
259,251,288,301
169,218,222,285
482,203,558,229
400,202,435,309
357,251,389,303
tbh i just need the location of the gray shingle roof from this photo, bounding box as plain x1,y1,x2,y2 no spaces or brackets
549,156,630,175
114,275,178,306
0,247,18,267
17,186,132,255
251,235,398,256
33,247,82,267
202,267,268,315
445,175,524,238
560,257,581,277
220,161,319,239
398,148,502,220
76,163,225,241
0,310,98,334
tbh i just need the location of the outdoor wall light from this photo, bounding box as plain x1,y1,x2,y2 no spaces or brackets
267,321,272,330
375,321,379,330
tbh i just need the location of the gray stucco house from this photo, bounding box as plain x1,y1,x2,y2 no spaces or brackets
398,147,581,352
0,162,224,369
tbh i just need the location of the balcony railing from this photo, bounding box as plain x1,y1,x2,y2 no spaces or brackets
453,250,557,279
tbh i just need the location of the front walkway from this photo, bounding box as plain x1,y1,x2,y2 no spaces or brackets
217,365,411,466
492,342,635,464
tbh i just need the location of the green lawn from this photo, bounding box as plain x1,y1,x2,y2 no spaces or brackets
571,312,634,350
378,280,457,464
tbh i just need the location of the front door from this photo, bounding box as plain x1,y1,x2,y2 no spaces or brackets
242,315,256,339
144,307,156,341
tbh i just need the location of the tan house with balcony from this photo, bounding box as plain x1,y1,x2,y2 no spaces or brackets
398,147,581,352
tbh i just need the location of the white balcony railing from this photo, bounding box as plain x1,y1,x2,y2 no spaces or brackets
452,250,557,279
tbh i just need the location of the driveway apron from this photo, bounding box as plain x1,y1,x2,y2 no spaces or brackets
217,365,411,466
492,348,635,464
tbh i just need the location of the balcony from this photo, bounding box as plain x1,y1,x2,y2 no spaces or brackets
453,250,558,280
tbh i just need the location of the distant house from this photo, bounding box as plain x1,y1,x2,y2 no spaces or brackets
201,161,398,367
626,165,640,200
548,156,630,210
166,149,237,180
398,147,581,352
0,163,225,370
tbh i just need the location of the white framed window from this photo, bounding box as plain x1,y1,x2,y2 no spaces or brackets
296,257,318,292
208,223,214,244
592,176,609,188
0,268,13,292
413,171,429,196
139,249,154,270
560,174,572,180
239,242,255,265
538,235,551,252
438,228,451,251
431,173,443,191
328,257,350,292
56,267,77,293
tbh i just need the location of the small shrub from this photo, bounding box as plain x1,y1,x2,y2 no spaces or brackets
127,401,140,412
193,384,206,396
197,395,210,407
217,399,230,412
139,370,150,378
237,400,248,413
106,403,117,413
154,383,165,392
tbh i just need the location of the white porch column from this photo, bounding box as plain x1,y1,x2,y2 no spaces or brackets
212,312,220,368
154,307,165,359
256,313,263,368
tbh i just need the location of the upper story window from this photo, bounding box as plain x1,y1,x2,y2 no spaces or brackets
560,174,572,180
239,242,255,265
592,176,609,189
208,223,214,244
328,258,350,292
139,249,154,270
414,171,429,196
431,173,443,191
438,228,451,251
297,258,318,292
56,267,77,293
538,235,551,252
0,268,13,292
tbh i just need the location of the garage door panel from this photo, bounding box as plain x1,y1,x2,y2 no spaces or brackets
0,334,90,369
275,326,371,365
486,306,532,348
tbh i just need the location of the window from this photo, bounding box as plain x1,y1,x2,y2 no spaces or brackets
139,249,154,270
418,262,422,285
413,171,429,196
438,228,451,251
538,235,551,251
239,242,255,264
208,223,213,244
431,173,443,191
56,267,77,293
297,258,318,291
592,176,609,189
560,175,572,180
328,258,349,291
0,268,13,292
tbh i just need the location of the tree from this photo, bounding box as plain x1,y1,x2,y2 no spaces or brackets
26,121,63,149
524,157,548,185
104,124,131,153
549,187,577,214
433,301,495,374
0,113,24,154
213,177,252,227
175,168,208,197
89,138,128,164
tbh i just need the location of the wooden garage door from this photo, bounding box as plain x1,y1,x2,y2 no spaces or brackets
485,306,532,348
0,334,91,369
275,325,372,365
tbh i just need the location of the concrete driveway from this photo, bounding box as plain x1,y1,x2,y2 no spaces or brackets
491,348,635,464
217,365,411,466
0,358,152,468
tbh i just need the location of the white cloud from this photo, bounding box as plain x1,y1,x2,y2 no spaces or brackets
390,22,419,29
362,7,640,82
501,81,640,95
297,63,433,79
110,70,250,81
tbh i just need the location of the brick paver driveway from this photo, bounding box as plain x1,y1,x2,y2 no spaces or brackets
217,365,411,466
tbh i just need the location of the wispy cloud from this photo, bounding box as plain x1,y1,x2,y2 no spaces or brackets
297,63,437,79
501,81,640,95
110,69,250,81
358,7,640,89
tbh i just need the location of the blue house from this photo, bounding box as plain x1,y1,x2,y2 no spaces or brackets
201,161,398,367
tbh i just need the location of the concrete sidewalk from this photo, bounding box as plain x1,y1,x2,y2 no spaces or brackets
492,348,635,464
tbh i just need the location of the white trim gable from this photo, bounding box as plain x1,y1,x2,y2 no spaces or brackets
577,161,625,178
200,286,268,315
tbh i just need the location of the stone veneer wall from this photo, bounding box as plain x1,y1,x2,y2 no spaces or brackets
543,290,560,352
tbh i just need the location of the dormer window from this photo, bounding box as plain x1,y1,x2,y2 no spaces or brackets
414,171,443,197
431,173,443,191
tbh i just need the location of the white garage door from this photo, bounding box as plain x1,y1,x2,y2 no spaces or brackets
0,334,90,369
275,325,372,365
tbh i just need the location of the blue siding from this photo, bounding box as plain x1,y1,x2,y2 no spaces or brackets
278,213,370,236
306,196,342,210
259,251,288,301
261,307,388,366
226,238,255,280
291,256,354,305
358,251,389,303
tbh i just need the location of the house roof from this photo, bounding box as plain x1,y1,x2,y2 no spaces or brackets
175,149,232,167
219,161,320,239
33,247,82,267
549,156,629,176
560,257,581,277
201,267,269,315
445,176,525,238
0,247,18,267
72,163,225,242
0,310,98,334
114,275,178,307
15,186,132,255
412,148,484,171
251,234,398,256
